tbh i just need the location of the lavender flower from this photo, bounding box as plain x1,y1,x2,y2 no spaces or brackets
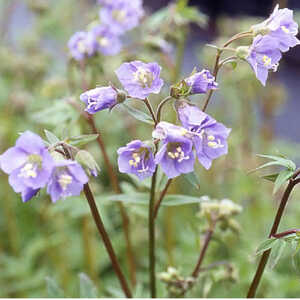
0,131,54,202
185,69,218,94
115,61,164,99
253,4,300,52
68,31,97,61
90,25,122,56
153,122,195,179
80,86,118,114
246,34,282,86
117,140,156,180
99,0,144,35
47,160,88,203
177,103,231,170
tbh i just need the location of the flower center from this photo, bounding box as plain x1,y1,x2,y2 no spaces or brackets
98,37,109,47
18,154,43,179
87,96,99,110
129,152,141,167
134,68,154,88
19,163,38,178
262,55,271,67
167,146,190,163
112,9,126,22
58,174,73,191
206,135,224,149
77,40,87,54
281,25,290,34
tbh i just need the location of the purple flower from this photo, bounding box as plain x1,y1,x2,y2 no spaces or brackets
99,0,144,35
153,122,195,179
80,86,118,114
90,25,122,56
254,4,300,52
115,61,164,99
246,34,282,86
47,160,88,203
185,69,218,94
0,131,54,202
117,140,156,180
68,31,97,61
177,103,231,170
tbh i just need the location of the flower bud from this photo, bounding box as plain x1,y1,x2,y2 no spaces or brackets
251,23,270,36
75,150,100,177
236,46,250,59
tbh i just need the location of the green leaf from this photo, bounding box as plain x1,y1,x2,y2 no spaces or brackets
230,61,237,69
44,129,60,145
292,247,300,274
257,154,296,171
68,134,99,147
31,99,78,126
79,273,98,298
256,238,277,255
261,173,279,182
183,172,200,189
121,103,154,125
269,239,286,269
273,169,294,194
249,154,296,174
45,277,64,298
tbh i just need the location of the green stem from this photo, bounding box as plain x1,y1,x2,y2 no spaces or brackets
247,178,300,298
156,96,173,123
153,179,173,219
144,98,157,125
149,168,158,298
202,31,253,112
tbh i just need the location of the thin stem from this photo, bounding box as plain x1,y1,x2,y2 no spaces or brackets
156,96,173,124
202,31,253,112
77,62,137,286
149,167,158,298
83,184,132,298
86,115,136,286
247,179,299,298
272,229,300,239
144,98,157,125
191,220,217,278
153,179,173,219
218,56,238,69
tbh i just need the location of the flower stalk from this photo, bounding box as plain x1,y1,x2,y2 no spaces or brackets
247,177,300,298
83,183,132,298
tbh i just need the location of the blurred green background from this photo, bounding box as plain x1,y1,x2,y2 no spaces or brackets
1,0,300,297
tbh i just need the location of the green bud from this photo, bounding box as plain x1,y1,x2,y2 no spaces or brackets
251,23,270,36
236,46,250,59
75,150,100,177
116,89,127,103
50,150,66,162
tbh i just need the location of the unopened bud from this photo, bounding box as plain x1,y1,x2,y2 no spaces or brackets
236,46,250,59
75,150,100,177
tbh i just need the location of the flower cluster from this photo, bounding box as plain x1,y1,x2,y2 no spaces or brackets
243,5,300,85
68,0,144,61
80,60,164,113
124,102,230,180
153,103,230,178
0,131,89,203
